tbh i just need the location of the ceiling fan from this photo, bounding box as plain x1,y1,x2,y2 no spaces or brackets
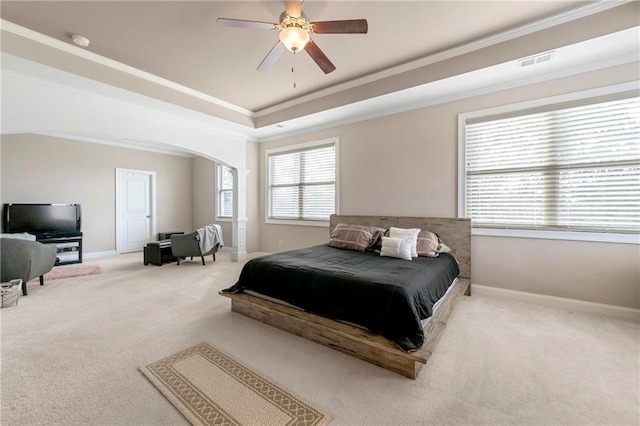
217,0,368,74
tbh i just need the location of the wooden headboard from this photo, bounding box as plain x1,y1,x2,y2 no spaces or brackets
329,215,471,279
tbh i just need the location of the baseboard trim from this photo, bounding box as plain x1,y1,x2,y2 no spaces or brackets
471,284,640,323
84,250,117,260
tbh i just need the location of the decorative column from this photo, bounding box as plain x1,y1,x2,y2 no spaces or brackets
231,167,249,262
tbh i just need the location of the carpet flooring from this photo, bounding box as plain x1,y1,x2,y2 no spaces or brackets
1,251,638,425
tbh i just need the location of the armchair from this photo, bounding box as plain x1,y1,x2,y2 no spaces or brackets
170,225,223,265
0,238,57,295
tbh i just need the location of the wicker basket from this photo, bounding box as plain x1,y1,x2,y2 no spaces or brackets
1,279,22,308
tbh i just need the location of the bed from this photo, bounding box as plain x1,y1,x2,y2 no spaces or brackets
220,215,471,378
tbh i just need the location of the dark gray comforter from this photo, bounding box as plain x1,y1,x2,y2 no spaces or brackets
223,244,459,351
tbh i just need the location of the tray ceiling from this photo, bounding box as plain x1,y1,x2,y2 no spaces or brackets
0,1,588,113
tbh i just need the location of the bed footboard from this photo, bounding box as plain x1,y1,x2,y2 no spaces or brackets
220,278,470,379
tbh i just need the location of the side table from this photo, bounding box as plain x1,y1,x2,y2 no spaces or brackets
143,241,177,266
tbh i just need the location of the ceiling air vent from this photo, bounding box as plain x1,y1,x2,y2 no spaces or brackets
518,51,555,68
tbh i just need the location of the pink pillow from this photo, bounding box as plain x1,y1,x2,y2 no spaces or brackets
328,224,382,252
416,230,440,257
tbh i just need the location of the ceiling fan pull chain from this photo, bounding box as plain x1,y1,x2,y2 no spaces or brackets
292,53,297,88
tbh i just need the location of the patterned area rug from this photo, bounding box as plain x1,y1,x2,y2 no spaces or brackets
31,264,103,282
140,342,332,426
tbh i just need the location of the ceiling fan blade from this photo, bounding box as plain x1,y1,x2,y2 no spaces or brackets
217,18,277,30
311,19,368,34
257,41,287,71
285,0,302,17
305,39,336,74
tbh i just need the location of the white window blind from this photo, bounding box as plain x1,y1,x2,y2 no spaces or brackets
268,142,336,222
464,95,640,234
217,165,233,218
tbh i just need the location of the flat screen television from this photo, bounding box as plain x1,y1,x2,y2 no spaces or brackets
2,204,82,238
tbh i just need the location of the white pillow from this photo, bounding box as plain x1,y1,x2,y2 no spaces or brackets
389,227,420,257
380,236,412,261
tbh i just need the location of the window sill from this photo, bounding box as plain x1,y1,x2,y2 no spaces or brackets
265,218,329,228
472,228,639,244
215,217,232,223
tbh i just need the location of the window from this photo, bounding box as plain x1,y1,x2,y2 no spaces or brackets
217,164,233,219
459,84,639,243
266,138,338,225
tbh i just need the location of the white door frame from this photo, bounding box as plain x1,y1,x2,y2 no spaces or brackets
115,168,157,254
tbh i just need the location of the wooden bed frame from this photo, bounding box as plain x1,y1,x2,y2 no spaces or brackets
220,215,471,379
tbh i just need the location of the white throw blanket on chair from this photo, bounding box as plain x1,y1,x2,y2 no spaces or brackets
196,224,224,254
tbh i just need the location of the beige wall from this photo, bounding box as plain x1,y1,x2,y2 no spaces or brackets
0,135,259,256
191,142,260,254
259,62,640,309
1,134,193,253
191,156,222,232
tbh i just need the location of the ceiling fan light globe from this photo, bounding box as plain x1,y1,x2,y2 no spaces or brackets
279,26,310,52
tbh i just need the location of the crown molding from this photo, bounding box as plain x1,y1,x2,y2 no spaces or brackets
2,63,251,167
2,1,635,147
255,0,632,116
1,58,254,142
256,50,639,142
1,1,630,121
38,132,197,158
0,19,255,118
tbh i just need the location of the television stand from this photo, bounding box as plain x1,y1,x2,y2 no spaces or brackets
37,236,83,266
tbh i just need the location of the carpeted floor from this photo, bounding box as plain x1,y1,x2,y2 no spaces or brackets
1,251,638,425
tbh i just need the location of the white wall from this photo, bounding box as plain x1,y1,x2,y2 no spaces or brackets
1,64,248,170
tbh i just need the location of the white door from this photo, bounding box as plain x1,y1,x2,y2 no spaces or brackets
116,169,156,253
